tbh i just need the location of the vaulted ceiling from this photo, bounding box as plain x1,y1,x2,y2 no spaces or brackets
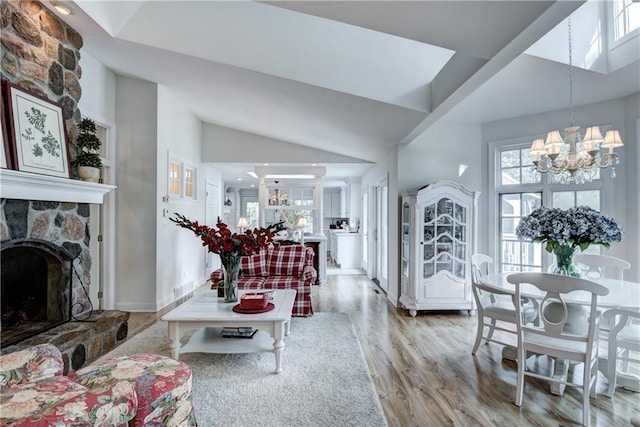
50,1,639,186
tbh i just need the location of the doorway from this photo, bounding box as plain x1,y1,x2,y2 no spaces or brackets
205,182,220,275
373,175,388,293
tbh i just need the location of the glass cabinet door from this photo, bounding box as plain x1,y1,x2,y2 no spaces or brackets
401,201,410,279
421,197,467,280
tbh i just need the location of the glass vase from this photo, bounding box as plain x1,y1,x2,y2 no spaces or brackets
221,253,241,303
552,245,580,277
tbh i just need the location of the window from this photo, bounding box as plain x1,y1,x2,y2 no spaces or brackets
614,0,640,40
551,190,601,255
500,148,540,185
246,202,259,229
552,190,600,210
168,157,182,197
493,143,604,272
183,163,197,200
499,192,541,272
167,152,198,200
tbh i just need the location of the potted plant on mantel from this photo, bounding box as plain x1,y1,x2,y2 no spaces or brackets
73,117,102,182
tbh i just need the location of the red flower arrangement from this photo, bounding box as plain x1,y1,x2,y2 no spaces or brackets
170,213,275,256
171,213,282,302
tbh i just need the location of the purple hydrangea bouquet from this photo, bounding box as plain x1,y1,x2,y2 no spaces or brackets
516,206,623,276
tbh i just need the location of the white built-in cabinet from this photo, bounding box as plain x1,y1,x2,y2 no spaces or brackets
323,190,342,218
399,181,479,317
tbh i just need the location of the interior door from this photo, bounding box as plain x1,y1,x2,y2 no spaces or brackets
374,176,388,293
205,182,220,274
361,190,368,273
90,116,115,310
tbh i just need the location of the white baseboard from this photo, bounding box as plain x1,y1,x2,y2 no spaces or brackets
114,302,159,312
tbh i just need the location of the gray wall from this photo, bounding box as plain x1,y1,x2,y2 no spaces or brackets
115,76,159,310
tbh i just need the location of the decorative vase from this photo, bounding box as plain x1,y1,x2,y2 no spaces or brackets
221,253,241,303
552,245,580,277
78,166,100,182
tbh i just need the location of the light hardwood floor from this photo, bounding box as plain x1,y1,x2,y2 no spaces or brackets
128,274,639,427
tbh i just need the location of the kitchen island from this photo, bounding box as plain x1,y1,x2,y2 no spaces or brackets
328,230,361,269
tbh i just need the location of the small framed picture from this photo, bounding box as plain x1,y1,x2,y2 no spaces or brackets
4,81,70,178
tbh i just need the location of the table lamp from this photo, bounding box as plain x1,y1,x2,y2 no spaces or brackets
237,217,248,233
296,217,307,244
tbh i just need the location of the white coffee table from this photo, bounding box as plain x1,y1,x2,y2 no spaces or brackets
161,289,296,373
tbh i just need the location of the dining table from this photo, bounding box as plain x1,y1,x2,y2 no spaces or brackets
479,272,640,395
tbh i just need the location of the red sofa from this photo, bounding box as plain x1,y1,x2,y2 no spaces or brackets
211,244,316,317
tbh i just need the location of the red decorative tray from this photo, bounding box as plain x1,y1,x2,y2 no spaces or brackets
232,302,275,314
240,292,269,310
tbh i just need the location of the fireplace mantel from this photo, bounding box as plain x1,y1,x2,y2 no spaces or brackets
0,169,116,204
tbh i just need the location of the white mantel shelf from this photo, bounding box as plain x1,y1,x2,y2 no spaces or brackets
0,169,116,204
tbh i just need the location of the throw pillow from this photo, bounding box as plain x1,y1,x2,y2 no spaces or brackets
267,245,306,276
240,250,267,277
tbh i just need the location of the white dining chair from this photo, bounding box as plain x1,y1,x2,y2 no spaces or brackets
470,254,537,355
602,308,640,398
574,254,633,350
573,254,631,280
507,272,609,427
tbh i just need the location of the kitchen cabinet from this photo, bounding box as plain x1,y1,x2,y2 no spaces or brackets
329,230,361,269
399,181,479,317
323,190,341,218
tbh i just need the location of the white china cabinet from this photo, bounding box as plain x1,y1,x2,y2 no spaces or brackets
400,181,479,317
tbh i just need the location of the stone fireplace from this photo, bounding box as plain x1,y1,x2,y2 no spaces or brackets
0,172,123,374
0,198,93,335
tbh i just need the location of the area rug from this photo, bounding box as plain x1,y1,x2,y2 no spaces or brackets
99,313,387,427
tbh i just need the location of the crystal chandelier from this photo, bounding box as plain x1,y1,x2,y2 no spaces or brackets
530,17,624,184
268,181,289,206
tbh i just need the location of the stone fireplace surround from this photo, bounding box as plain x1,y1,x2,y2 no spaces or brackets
0,170,122,374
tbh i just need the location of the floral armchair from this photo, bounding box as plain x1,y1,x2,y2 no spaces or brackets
0,344,196,426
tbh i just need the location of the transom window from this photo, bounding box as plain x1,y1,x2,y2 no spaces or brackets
614,0,640,40
500,148,540,185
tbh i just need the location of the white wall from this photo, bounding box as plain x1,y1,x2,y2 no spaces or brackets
155,85,208,310
482,96,638,281
114,76,159,311
77,51,117,309
79,55,226,312
362,146,399,305
202,123,367,163
624,93,640,280
398,121,483,193
77,52,116,123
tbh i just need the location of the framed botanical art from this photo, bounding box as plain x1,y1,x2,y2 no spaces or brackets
4,81,70,178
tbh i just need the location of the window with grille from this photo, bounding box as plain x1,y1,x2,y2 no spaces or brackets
494,143,604,272
613,0,640,40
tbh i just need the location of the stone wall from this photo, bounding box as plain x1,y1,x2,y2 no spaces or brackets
0,3,128,370
1,0,84,152
0,199,92,315
1,1,92,312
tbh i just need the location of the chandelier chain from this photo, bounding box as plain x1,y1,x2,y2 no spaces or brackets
568,16,574,127
527,15,623,184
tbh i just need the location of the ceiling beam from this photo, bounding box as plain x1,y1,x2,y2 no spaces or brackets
400,0,586,144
